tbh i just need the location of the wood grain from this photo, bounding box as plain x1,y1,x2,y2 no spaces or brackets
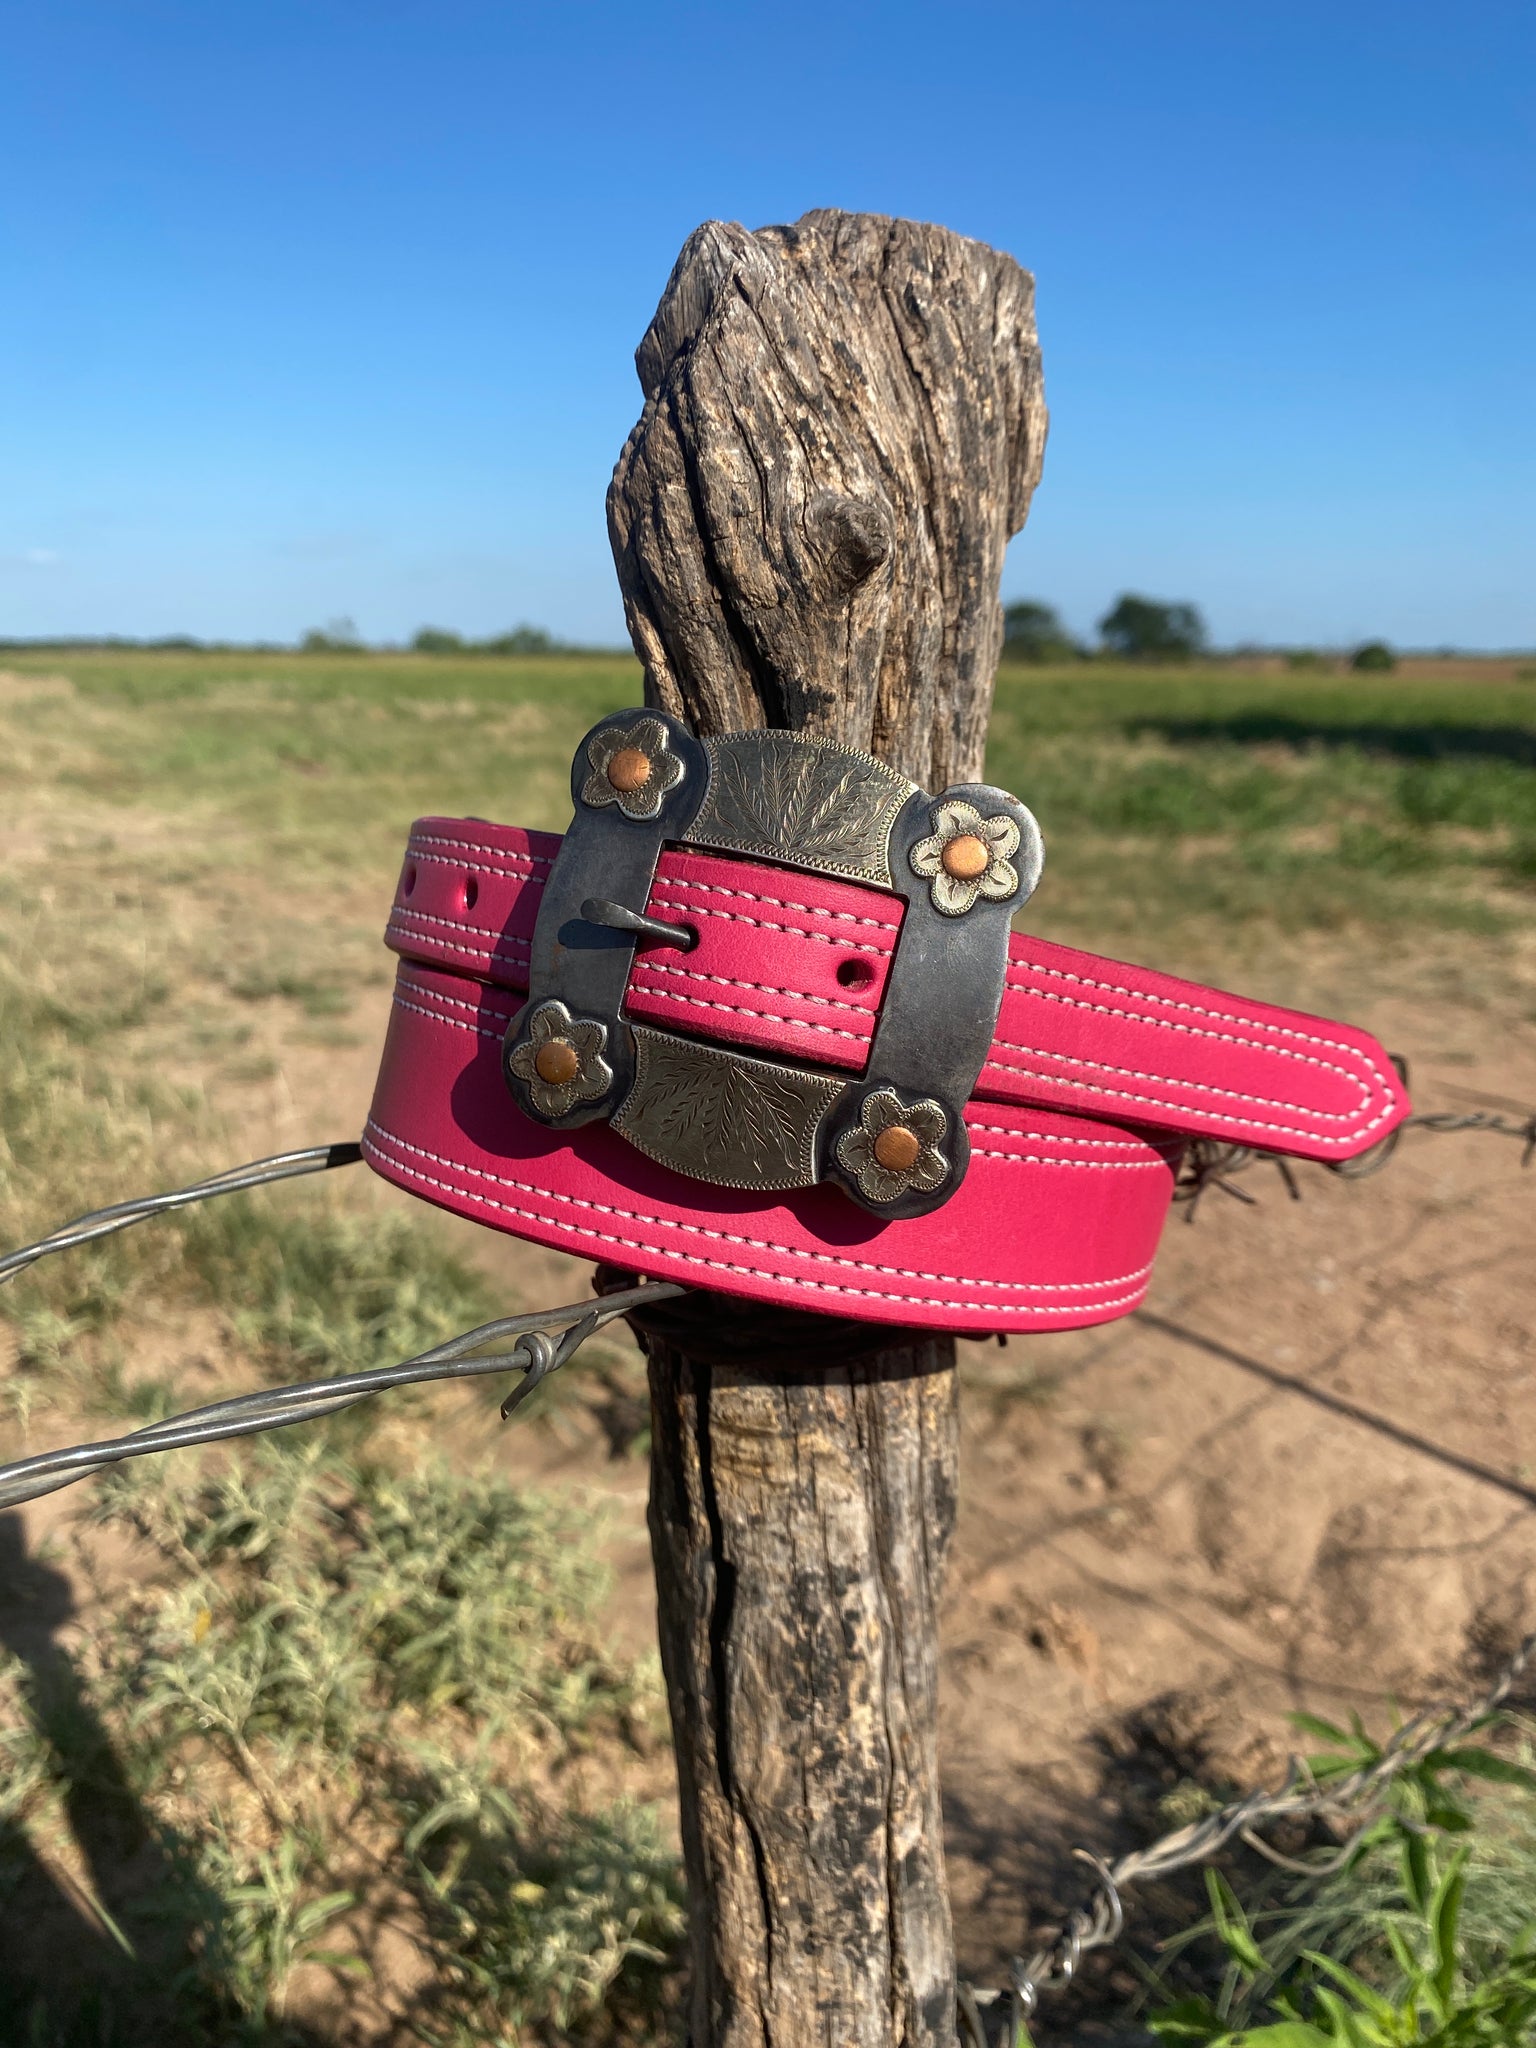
607,207,1046,2047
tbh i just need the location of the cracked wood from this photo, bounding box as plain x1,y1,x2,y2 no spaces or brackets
607,207,1046,2048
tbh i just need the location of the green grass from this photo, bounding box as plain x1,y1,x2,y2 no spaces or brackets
1143,1714,1536,2046
984,663,1536,947
4,649,1530,956
2,645,1533,2043
0,656,679,2039
0,1436,678,2044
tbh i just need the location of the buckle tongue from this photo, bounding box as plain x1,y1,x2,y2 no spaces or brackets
502,711,1043,1218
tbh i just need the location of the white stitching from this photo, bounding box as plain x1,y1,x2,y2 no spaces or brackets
986,1033,1380,1125
409,829,554,870
971,1148,1168,1169
649,888,890,957
595,982,868,1045
362,1119,1155,1311
982,1046,1394,1146
1013,953,1373,1058
653,872,899,933
399,823,1392,1105
399,974,1179,1159
382,939,1384,1144
389,988,505,1042
1005,970,1378,1097
407,848,543,884
388,984,1173,1173
632,958,873,1017
368,1141,1151,1317
399,978,509,1020
387,905,531,952
382,844,1393,1144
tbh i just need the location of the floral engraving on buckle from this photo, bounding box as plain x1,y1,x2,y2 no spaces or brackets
506,705,1045,1218
909,799,1022,916
612,1027,845,1192
506,1000,613,1118
835,1089,951,1204
580,715,686,820
685,731,913,886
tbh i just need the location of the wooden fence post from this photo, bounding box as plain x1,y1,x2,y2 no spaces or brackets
606,210,1047,2048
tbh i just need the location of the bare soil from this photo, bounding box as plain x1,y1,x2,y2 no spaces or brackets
6,908,1535,2043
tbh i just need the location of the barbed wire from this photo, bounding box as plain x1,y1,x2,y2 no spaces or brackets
0,1280,683,1511
3,1104,1533,2036
958,1628,1536,2047
1174,1104,1536,1219
0,1142,364,1287
965,1092,1536,2043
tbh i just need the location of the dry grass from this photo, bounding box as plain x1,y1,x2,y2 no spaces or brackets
1,647,1533,2042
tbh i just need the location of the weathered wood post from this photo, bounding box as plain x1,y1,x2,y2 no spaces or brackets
606,210,1046,2047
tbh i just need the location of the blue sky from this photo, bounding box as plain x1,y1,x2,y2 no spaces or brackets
2,1,1532,650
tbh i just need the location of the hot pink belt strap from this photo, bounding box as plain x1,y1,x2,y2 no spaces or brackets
363,816,1406,1334
384,818,1405,1161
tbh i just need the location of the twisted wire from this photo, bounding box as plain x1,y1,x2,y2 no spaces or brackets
0,1143,365,1286
960,1081,1536,2040
3,1112,1533,2039
1175,1104,1536,1217
960,1630,1536,2044
0,1282,682,1512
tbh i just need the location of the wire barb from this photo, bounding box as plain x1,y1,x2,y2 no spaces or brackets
960,1629,1536,2030
1175,1101,1536,1215
0,1282,682,1512
3,1116,1533,2037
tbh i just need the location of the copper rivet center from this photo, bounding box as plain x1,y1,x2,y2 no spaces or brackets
534,1038,581,1086
606,747,652,793
873,1124,923,1173
941,832,990,880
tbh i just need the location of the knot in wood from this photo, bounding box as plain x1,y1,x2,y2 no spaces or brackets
805,489,892,594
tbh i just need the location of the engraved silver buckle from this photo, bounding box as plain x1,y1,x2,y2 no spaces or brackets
502,711,1043,1219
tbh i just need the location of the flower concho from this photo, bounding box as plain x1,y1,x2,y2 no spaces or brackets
580,716,685,820
909,798,1021,916
507,1001,613,1118
836,1089,951,1205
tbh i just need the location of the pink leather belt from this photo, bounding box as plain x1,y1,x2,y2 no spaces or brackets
364,718,1408,1335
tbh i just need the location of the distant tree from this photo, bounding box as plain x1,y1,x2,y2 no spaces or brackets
1000,600,1080,663
1098,593,1207,661
480,624,557,656
300,616,362,653
1350,639,1397,672
412,627,466,654
1286,648,1328,671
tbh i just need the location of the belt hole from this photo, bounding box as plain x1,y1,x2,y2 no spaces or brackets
836,956,875,991
463,874,479,911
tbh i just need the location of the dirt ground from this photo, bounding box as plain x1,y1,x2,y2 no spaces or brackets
481,967,1536,2038
4,769,1534,2039
64,931,1528,2041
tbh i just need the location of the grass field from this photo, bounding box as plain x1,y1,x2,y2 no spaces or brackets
1,648,1534,2043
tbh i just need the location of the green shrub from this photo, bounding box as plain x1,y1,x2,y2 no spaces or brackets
1145,1714,1536,2047
1351,640,1397,673
0,1438,677,2041
1001,599,1082,663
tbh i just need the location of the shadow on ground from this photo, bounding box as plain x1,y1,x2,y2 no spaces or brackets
0,1515,329,2048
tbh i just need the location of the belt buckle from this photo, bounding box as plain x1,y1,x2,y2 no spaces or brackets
501,711,1043,1219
